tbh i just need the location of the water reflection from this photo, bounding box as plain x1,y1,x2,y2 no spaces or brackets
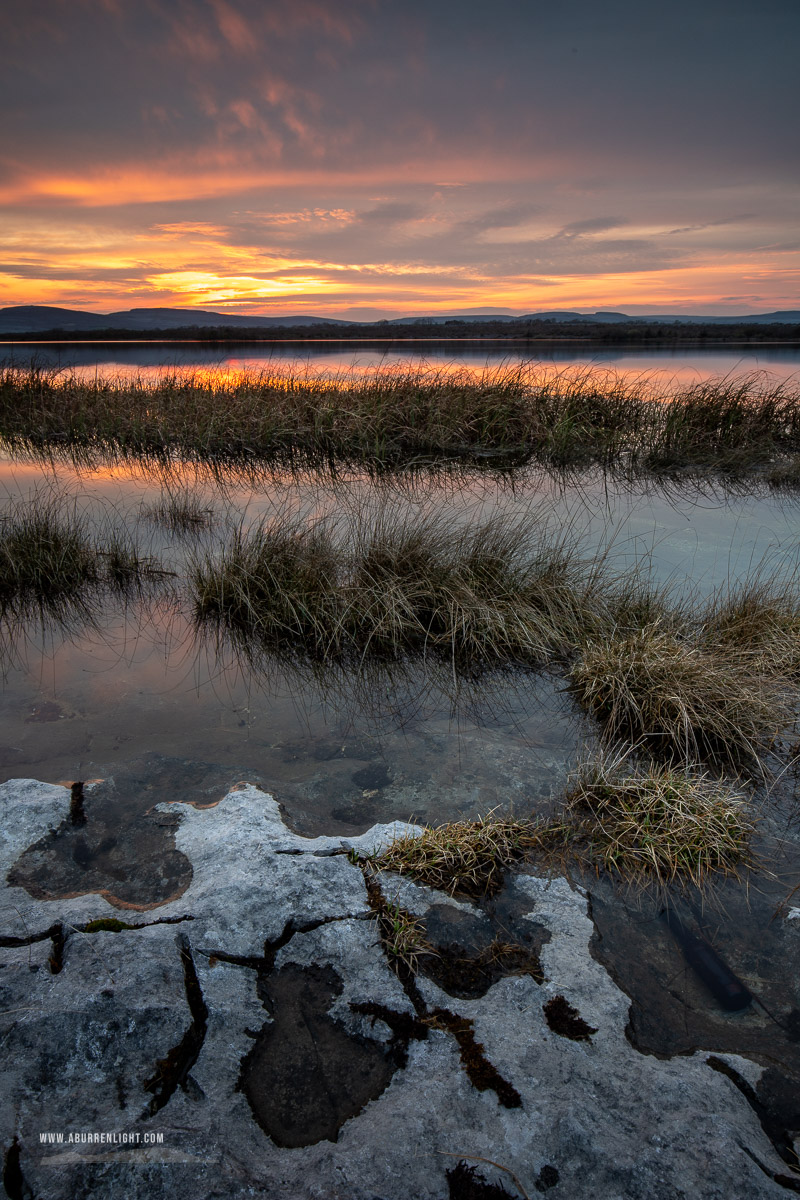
3,339,800,388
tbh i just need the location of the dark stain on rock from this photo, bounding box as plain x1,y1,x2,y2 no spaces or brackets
707,1056,800,1175
141,935,208,1119
535,1163,560,1191
351,763,393,791
543,995,596,1042
240,962,396,1147
586,880,800,1170
47,924,65,975
428,1007,522,1108
2,1136,32,1200
446,1160,516,1199
350,1000,429,1068
7,774,193,909
69,781,86,827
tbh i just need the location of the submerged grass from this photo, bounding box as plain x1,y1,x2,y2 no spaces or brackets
2,364,799,483
143,487,214,534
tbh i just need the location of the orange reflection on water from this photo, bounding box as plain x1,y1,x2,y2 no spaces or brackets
49,355,800,395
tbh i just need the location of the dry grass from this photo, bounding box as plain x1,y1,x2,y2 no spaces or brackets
555,752,756,888
701,577,800,680
372,813,545,897
345,512,599,664
374,750,757,892
2,364,798,483
191,510,602,668
569,620,789,766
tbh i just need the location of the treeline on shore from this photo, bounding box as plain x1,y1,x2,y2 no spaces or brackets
3,318,800,343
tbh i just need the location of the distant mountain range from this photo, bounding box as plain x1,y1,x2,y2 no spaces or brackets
1,304,799,335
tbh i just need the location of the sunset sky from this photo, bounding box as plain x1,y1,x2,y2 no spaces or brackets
2,0,798,319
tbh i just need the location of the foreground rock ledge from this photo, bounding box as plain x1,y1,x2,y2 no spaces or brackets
0,777,793,1199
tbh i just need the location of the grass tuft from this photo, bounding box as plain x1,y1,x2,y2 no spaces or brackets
569,620,788,766
191,515,342,656
0,499,99,613
554,752,755,888
701,577,800,680
192,509,601,669
373,813,544,897
0,494,169,622
376,900,435,973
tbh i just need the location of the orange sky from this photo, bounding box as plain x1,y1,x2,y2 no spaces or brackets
2,0,798,319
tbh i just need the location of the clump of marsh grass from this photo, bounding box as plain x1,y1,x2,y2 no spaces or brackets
555,752,755,888
191,509,604,669
527,365,653,466
701,577,800,680
346,512,594,664
569,621,789,766
100,529,170,590
191,515,342,656
372,813,544,897
644,375,800,474
0,498,99,615
0,494,169,623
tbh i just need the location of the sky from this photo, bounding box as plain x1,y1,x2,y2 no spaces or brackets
1,0,799,319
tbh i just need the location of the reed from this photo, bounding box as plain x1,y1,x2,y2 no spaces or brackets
2,364,797,483
0,493,168,620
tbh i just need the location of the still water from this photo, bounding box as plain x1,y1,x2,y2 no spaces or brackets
1,451,798,832
3,337,800,388
1,348,798,1111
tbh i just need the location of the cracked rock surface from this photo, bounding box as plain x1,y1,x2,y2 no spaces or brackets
0,776,795,1198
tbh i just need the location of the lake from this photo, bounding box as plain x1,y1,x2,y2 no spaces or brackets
3,337,800,388
1,344,799,1084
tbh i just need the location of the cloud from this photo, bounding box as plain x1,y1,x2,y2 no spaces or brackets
0,1,797,314
558,217,629,237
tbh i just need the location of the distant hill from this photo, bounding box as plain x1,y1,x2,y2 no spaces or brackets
0,306,346,334
0,304,798,337
390,310,800,326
